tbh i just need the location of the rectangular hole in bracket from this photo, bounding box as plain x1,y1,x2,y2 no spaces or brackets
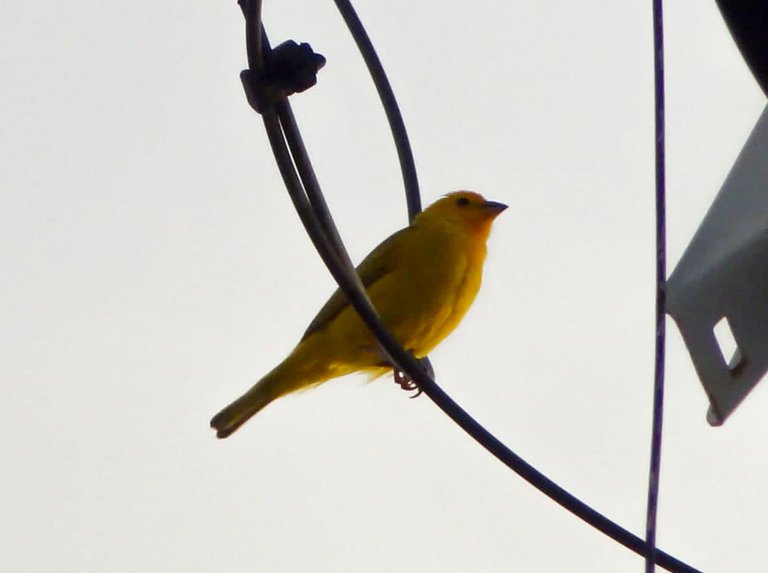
714,317,745,373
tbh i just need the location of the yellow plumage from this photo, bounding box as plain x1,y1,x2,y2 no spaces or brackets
210,191,506,438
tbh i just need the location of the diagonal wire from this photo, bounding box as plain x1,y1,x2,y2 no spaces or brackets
235,2,698,572
646,0,667,571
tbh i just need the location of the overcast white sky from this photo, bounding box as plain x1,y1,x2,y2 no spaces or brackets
3,1,767,572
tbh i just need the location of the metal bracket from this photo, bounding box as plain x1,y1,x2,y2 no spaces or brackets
668,104,768,425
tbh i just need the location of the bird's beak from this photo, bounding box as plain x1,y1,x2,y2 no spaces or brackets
482,200,508,217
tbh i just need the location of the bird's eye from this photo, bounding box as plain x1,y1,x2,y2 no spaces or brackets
456,197,470,207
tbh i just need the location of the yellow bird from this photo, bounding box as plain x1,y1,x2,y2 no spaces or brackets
211,190,506,438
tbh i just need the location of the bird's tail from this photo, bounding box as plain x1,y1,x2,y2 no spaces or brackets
210,372,281,439
210,342,333,438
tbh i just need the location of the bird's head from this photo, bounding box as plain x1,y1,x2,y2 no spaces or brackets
417,191,507,235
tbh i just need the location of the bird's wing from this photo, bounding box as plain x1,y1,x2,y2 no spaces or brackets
300,226,412,341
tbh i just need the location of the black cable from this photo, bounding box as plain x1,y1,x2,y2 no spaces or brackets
276,99,358,269
646,0,667,571
332,0,422,222
239,0,263,72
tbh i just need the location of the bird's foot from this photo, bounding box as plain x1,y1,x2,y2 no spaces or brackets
394,369,422,398
392,356,434,399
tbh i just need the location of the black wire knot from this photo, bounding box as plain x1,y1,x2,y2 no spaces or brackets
241,40,327,113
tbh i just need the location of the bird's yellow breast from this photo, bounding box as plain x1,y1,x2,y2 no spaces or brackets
354,219,487,365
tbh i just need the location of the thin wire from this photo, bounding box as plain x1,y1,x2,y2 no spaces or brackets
261,108,417,378
239,0,263,72
277,88,357,269
332,0,422,222
646,0,667,571
237,2,698,572
259,24,363,282
416,383,698,573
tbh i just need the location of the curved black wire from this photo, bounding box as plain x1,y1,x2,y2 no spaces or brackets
235,2,699,572
645,1,667,571
332,0,422,222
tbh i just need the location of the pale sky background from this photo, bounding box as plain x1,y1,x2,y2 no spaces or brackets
3,2,767,572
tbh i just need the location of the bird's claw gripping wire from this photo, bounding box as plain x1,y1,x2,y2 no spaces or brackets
393,355,434,399
394,369,422,397
241,40,326,113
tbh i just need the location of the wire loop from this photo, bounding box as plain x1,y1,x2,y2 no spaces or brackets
234,2,699,572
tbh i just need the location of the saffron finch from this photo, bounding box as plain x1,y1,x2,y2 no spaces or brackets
211,191,506,438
